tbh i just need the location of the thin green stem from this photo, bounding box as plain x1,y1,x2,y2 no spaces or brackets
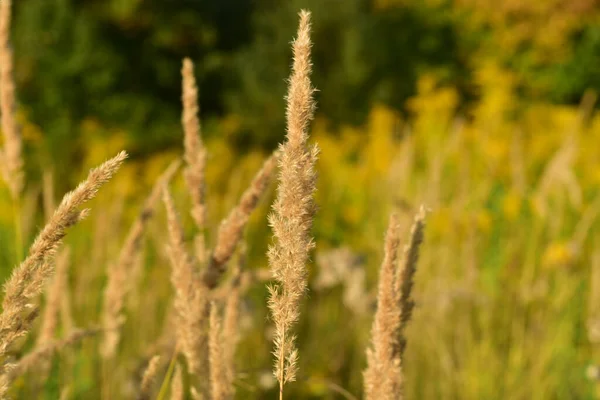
156,348,178,400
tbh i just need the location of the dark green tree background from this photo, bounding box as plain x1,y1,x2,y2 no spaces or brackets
11,0,600,176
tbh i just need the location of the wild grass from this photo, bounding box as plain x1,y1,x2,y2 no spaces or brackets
266,10,318,400
0,2,598,400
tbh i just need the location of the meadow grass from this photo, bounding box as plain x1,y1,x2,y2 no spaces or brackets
0,4,598,400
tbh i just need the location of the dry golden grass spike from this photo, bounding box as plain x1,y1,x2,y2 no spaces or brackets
267,10,318,400
364,207,426,400
101,159,180,359
394,206,426,359
209,302,232,400
0,151,126,362
138,355,162,400
204,151,278,288
181,58,208,263
0,0,22,199
0,327,100,396
163,186,207,379
364,213,402,400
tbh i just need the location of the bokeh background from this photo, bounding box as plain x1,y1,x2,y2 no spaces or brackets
3,0,600,398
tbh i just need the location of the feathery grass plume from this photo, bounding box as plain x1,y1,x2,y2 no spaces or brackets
0,151,127,361
363,208,426,400
163,186,208,379
267,10,318,400
170,364,184,400
363,213,402,400
138,355,162,400
37,247,71,347
203,152,278,288
181,58,208,263
394,206,426,359
0,0,22,200
126,161,179,313
101,160,180,359
209,302,232,400
0,327,99,396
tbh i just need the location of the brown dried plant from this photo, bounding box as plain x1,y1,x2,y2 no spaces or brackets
182,58,208,264
208,302,232,400
163,186,208,381
166,56,278,397
394,206,426,359
363,213,402,400
267,10,318,400
181,55,277,290
0,0,23,200
363,207,426,400
204,152,278,288
0,151,127,363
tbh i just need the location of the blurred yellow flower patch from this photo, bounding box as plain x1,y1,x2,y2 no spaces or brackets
475,209,492,234
542,241,576,269
429,207,453,238
502,190,522,221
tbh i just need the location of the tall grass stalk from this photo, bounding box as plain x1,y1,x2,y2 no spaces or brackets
0,151,126,367
364,207,426,400
101,160,180,360
181,58,208,264
267,10,318,400
0,0,23,263
204,151,278,288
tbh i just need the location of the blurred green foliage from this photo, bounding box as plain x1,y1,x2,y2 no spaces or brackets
12,0,600,175
14,0,251,162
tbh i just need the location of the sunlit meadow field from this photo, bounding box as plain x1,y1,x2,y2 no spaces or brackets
0,3,599,400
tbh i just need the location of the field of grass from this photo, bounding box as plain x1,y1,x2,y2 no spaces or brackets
0,4,599,400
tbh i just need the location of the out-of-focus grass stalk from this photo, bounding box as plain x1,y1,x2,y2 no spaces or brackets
156,348,178,400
